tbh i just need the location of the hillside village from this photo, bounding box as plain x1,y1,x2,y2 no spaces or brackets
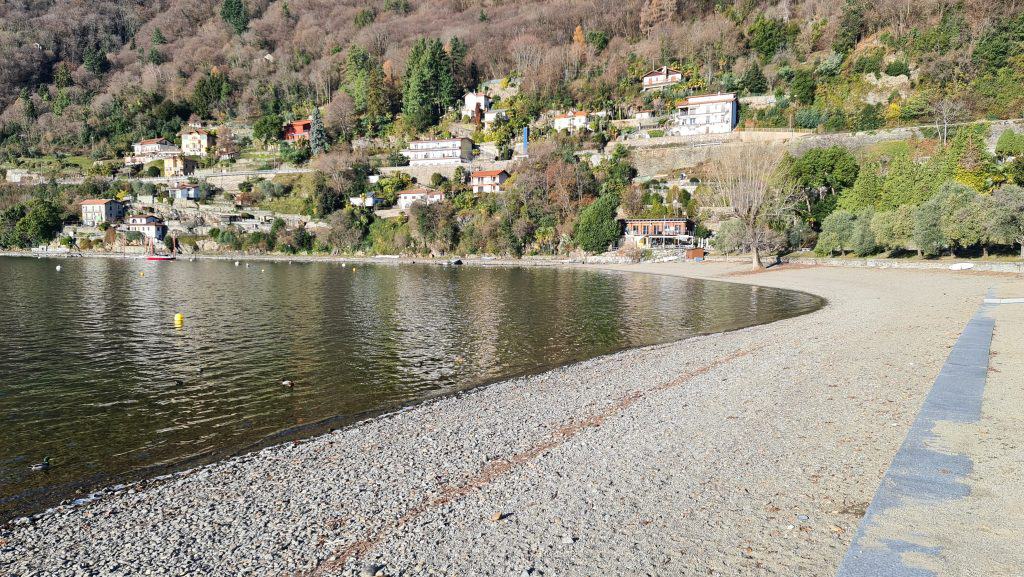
2,0,1024,261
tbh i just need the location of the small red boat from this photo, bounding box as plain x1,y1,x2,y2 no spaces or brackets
145,236,176,261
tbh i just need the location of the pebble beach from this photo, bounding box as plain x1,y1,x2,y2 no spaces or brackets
1,261,1014,577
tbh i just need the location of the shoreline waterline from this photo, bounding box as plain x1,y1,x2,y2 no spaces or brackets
0,256,822,524
2,262,1009,576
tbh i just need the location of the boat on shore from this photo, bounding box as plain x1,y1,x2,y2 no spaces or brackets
145,236,176,261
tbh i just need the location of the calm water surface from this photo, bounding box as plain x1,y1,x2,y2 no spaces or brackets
0,256,822,520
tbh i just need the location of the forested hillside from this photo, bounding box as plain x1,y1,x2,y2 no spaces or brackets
2,0,1024,159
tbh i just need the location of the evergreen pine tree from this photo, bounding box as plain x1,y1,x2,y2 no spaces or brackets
741,63,768,94
152,28,166,45
221,0,249,34
310,107,328,155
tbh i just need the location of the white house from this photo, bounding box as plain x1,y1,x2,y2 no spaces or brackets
397,188,445,210
168,183,203,200
401,138,473,166
553,111,593,132
125,214,168,240
180,128,215,157
462,92,492,119
126,138,181,165
483,109,508,129
80,199,125,226
470,169,509,195
349,193,386,208
668,93,738,137
133,138,178,157
642,66,683,91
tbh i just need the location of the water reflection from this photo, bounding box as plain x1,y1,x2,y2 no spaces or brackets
0,256,822,520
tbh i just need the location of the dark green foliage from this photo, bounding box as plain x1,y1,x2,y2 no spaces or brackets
309,107,328,155
791,68,816,104
402,38,468,131
8,199,63,247
384,0,411,14
221,0,249,34
585,30,609,53
354,8,376,29
788,145,860,225
573,192,620,253
973,14,1024,73
795,107,822,129
741,63,768,94
253,113,283,144
279,140,311,165
832,1,866,54
83,47,110,74
191,70,231,117
851,48,884,75
151,28,166,45
748,15,795,63
884,60,910,77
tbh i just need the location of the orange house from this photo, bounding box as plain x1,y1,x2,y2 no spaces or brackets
283,119,312,142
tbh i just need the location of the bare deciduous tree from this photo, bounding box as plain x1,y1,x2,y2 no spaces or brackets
705,144,792,270
932,96,964,146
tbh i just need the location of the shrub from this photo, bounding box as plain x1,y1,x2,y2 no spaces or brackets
884,60,910,77
795,108,823,129
815,209,856,255
712,219,747,253
791,69,817,104
573,193,621,253
815,53,844,77
851,49,885,75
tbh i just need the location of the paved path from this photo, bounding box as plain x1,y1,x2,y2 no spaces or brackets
836,286,1024,576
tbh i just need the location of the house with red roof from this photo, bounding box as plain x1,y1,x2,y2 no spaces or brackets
470,169,510,195
283,119,312,142
642,66,683,91
80,199,125,226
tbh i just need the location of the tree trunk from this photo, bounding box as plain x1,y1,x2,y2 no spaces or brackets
1020,242,1023,259
751,245,764,270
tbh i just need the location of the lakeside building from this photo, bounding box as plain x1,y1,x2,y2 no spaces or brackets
641,66,683,91
180,128,215,157
623,218,694,248
80,199,125,226
283,119,312,142
401,138,474,166
668,93,738,137
470,169,510,194
397,188,445,210
125,214,168,240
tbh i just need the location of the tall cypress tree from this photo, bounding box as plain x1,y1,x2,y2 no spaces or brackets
310,107,328,155
221,0,249,34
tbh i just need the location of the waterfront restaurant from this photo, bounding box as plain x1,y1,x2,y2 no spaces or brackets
623,217,694,248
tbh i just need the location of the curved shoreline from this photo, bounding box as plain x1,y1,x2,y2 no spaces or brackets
1,262,1009,576
0,259,822,524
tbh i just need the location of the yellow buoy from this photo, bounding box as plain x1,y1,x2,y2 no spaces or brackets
140,271,145,277
174,313,184,327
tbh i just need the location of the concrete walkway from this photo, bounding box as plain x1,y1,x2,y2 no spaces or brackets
836,285,1024,576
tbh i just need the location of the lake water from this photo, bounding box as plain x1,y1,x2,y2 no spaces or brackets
0,256,823,520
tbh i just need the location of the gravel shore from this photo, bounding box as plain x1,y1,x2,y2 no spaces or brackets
1,262,1014,577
